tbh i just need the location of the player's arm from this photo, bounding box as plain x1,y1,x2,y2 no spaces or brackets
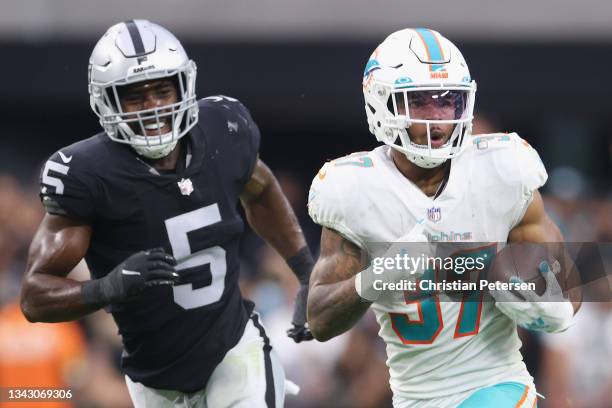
240,158,308,259
494,190,581,333
240,158,315,342
21,214,178,323
508,190,581,312
307,227,370,342
21,214,98,322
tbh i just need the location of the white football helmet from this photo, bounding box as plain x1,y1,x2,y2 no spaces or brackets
363,28,476,168
88,20,199,159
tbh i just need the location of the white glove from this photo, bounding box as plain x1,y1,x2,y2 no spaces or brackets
492,260,574,333
355,221,432,301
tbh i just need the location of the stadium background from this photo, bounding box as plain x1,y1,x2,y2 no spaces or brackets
1,1,611,407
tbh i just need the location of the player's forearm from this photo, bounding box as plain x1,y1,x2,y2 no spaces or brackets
307,265,371,341
509,198,582,313
21,273,102,323
243,179,307,259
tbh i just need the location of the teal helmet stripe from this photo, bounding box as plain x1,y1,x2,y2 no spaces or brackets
414,28,446,72
363,58,381,78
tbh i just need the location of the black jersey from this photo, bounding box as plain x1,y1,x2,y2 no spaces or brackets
39,96,260,392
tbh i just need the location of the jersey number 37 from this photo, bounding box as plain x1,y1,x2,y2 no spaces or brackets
389,245,497,344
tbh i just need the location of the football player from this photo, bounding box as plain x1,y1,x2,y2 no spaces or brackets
21,20,313,408
306,28,580,407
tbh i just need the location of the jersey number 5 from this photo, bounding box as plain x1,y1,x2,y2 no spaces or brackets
42,160,70,195
165,204,226,310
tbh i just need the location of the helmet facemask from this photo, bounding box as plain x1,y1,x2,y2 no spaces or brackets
90,62,198,159
384,87,475,168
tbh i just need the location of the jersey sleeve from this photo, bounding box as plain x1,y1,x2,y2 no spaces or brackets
234,100,262,184
39,149,97,223
307,162,365,248
509,133,548,227
199,96,261,186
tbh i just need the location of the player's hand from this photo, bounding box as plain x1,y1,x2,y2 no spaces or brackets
287,283,314,343
287,323,313,343
82,248,179,305
492,260,574,333
356,221,432,301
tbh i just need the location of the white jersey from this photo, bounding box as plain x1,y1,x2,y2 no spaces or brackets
308,133,547,400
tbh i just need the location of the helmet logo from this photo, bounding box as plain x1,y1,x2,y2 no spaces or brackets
363,47,381,90
131,64,156,74
430,71,449,79
363,58,381,90
363,58,381,79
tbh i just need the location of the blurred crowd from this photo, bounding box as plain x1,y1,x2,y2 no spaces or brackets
0,176,133,408
0,124,610,408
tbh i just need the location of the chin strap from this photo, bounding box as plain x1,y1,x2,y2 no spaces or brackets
132,138,178,159
406,152,448,169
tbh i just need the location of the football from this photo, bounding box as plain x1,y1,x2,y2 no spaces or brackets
488,243,559,297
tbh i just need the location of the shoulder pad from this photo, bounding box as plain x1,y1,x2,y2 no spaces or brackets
40,142,100,221
198,95,261,187
469,133,547,228
470,132,547,191
308,152,376,247
470,133,516,151
198,95,258,137
198,95,246,116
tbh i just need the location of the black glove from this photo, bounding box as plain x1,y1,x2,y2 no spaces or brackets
82,248,178,305
286,247,315,343
287,283,314,343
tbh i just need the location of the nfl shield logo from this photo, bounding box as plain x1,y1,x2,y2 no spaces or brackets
177,178,194,196
427,207,442,223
